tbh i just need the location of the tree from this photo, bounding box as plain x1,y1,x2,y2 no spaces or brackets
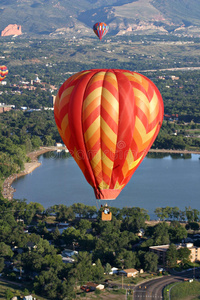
42,135,55,146
5,289,14,300
52,227,61,241
31,135,42,149
72,203,89,218
76,219,92,233
186,222,199,232
0,242,14,258
154,207,166,220
34,268,62,299
169,221,187,242
0,257,4,272
121,207,148,233
171,207,180,220
166,244,177,268
177,247,191,266
143,252,158,272
92,258,104,281
56,205,75,222
185,206,194,222
104,263,112,275
62,227,82,248
60,277,76,300
153,222,170,245
115,249,138,269
70,252,93,284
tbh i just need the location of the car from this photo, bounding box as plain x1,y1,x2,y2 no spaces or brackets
81,286,90,293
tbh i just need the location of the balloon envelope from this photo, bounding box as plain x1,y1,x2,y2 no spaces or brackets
0,65,8,81
93,22,109,40
54,69,164,200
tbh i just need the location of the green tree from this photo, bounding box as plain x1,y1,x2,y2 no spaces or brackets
70,252,93,284
0,257,4,272
177,247,191,266
56,205,75,221
34,268,61,299
92,258,104,281
153,222,170,245
154,207,169,221
104,263,112,275
169,221,187,242
115,249,138,269
76,219,92,233
144,252,158,272
121,207,149,233
0,242,14,258
52,227,61,241
5,289,14,300
166,244,177,268
186,222,200,231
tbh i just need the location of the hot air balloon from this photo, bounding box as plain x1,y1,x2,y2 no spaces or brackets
0,65,8,81
54,69,164,205
93,22,109,40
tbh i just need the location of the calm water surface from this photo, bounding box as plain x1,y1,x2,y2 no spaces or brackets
12,152,200,219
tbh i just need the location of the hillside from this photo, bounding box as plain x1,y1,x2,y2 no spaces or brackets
0,0,200,37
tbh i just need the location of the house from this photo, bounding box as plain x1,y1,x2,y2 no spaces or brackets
61,256,75,264
119,268,139,277
137,228,145,237
23,295,33,300
109,267,118,275
62,249,78,257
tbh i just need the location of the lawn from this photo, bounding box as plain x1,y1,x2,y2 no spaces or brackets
164,280,200,300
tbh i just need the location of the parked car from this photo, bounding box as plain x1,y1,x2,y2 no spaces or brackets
81,285,90,292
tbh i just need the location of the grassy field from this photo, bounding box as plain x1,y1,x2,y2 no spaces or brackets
164,280,200,300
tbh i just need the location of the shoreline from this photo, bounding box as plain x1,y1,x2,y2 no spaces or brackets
2,147,53,200
2,147,200,200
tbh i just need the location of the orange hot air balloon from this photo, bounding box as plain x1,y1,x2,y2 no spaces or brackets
54,69,164,200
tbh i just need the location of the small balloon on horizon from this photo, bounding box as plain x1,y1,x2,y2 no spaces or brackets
93,22,109,40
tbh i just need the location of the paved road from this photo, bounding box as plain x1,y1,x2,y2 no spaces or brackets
133,275,183,299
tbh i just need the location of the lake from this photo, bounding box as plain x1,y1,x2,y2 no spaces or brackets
12,152,200,219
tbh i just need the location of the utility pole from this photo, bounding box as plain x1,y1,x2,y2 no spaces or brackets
193,264,195,279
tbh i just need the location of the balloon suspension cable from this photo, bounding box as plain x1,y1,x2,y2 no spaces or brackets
96,199,100,211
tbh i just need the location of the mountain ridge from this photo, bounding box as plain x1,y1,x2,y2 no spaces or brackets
0,0,200,37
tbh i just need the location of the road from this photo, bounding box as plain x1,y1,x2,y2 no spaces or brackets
132,268,200,300
133,275,183,299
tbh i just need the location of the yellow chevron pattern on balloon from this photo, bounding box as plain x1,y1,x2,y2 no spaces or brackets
82,71,119,188
123,71,149,92
121,71,161,180
122,150,144,178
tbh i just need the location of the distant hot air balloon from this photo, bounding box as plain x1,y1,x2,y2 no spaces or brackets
93,22,109,40
54,69,164,201
0,65,8,81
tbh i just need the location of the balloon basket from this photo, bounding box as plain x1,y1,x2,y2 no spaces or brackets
101,204,112,221
101,211,112,221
